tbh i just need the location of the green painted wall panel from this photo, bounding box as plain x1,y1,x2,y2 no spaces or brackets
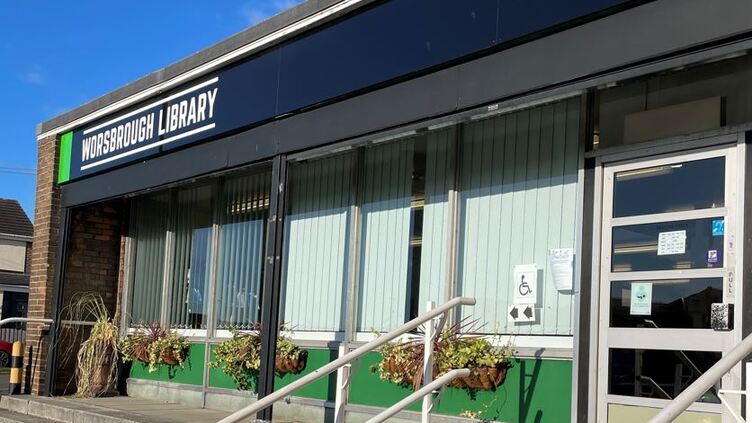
349,352,572,423
207,344,254,391
57,131,72,184
128,343,205,386
275,348,338,402
208,346,336,402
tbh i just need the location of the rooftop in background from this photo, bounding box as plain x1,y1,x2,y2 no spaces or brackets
0,198,34,238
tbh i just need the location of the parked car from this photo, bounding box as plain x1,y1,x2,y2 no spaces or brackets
0,340,12,367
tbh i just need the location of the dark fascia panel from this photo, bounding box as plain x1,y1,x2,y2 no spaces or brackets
61,0,752,207
458,0,752,108
36,0,375,136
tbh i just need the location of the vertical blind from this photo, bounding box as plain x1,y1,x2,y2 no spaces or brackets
168,185,213,330
458,97,580,335
126,98,580,338
215,170,270,330
282,154,353,332
357,141,413,331
129,193,169,326
417,128,454,311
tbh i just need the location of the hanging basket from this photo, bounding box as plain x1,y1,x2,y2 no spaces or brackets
133,348,150,364
160,349,181,366
447,364,508,391
275,351,308,374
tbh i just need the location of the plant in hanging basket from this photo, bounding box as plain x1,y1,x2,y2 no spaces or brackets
119,323,190,373
372,318,514,393
209,326,308,391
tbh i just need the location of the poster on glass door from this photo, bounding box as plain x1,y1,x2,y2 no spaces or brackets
630,282,652,316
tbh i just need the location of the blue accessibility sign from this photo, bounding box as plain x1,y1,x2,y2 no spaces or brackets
712,219,725,237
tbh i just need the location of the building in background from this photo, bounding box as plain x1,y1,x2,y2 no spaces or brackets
0,198,32,342
22,1,752,422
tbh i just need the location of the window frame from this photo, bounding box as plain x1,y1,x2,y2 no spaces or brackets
122,163,273,340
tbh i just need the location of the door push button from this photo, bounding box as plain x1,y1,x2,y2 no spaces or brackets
711,303,733,331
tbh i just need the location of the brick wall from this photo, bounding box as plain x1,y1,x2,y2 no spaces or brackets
26,134,62,394
27,133,126,395
54,201,123,394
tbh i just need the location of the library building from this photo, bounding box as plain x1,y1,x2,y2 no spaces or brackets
25,0,752,422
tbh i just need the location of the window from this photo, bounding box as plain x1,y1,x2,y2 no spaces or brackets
281,154,354,332
215,170,270,331
126,99,581,339
457,98,580,334
356,129,454,332
128,192,169,326
126,166,271,333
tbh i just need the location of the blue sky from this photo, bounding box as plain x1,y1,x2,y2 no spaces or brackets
0,0,301,219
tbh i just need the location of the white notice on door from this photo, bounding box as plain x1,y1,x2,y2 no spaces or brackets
657,230,686,256
630,282,652,316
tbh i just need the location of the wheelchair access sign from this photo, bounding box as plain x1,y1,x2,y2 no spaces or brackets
513,264,538,305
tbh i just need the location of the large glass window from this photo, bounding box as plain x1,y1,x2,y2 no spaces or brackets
215,169,270,331
129,192,169,326
127,166,271,333
168,185,214,330
356,128,454,332
613,157,725,217
281,154,354,332
596,55,752,150
126,99,581,339
457,97,580,334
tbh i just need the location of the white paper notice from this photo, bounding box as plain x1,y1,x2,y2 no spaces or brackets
549,248,574,291
657,230,686,256
630,282,652,315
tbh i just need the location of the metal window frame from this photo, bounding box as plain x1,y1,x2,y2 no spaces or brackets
592,140,744,421
256,155,288,421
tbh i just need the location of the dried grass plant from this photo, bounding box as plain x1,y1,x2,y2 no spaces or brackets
57,292,119,397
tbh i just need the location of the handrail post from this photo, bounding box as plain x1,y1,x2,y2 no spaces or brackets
747,362,752,421
422,301,435,423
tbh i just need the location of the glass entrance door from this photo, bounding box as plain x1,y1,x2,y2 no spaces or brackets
597,146,741,422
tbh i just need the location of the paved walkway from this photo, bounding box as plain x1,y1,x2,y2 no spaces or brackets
0,370,8,394
0,395,309,423
66,396,231,422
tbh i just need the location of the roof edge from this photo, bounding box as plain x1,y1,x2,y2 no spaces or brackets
37,0,371,138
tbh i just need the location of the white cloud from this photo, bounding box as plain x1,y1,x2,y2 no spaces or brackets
239,0,302,26
20,70,44,85
20,65,45,85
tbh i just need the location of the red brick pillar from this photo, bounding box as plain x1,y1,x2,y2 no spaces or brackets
26,134,62,394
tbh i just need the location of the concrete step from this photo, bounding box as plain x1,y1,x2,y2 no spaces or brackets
0,410,56,423
0,395,149,423
0,395,234,423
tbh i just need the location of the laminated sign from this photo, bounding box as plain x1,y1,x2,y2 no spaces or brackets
513,264,538,305
630,282,652,316
657,230,686,255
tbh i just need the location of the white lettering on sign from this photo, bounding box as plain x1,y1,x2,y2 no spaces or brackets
79,78,219,172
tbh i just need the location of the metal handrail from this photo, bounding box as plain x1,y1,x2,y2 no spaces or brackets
217,296,476,423
367,369,471,423
0,317,96,329
648,332,752,423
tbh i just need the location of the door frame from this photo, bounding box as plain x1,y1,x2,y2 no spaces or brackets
591,136,747,422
